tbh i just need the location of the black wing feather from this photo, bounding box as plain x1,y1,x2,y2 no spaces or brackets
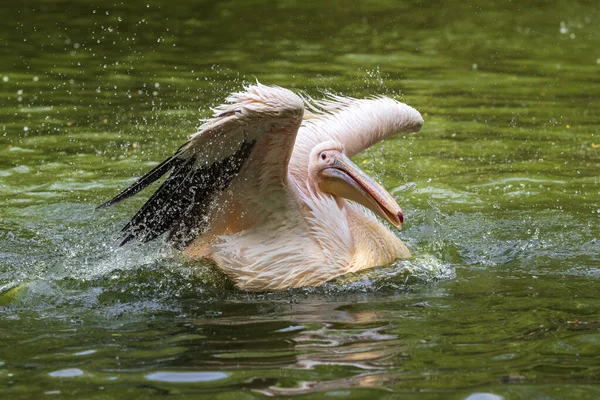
118,155,199,245
100,140,256,248
96,155,182,209
165,141,255,247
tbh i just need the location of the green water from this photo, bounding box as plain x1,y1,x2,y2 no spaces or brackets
1,0,599,398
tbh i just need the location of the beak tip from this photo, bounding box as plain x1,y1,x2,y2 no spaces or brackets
397,211,404,225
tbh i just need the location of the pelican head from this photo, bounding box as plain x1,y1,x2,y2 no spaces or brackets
309,141,404,230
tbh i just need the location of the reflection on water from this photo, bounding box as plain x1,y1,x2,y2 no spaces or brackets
1,0,599,398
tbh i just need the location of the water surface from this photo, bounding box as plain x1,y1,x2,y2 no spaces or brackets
1,0,599,399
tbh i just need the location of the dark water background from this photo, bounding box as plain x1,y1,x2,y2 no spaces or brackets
1,0,599,398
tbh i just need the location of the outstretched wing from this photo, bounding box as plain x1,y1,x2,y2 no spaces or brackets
98,83,304,248
299,95,424,157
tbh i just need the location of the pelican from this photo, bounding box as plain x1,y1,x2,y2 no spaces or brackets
99,83,424,291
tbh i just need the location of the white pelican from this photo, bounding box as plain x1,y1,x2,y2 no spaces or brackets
99,83,424,291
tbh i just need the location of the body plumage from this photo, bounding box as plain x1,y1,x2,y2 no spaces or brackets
99,84,423,291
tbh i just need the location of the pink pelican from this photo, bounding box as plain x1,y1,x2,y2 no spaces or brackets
99,83,424,291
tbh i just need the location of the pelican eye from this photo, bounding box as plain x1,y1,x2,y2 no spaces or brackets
321,152,327,161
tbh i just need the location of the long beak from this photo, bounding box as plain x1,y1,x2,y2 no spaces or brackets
318,154,404,229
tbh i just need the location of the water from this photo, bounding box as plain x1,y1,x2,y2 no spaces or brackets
1,0,599,398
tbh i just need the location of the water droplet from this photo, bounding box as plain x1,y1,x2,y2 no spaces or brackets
559,21,568,34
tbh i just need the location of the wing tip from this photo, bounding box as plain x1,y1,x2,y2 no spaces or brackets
95,156,180,211
96,198,118,210
119,234,135,247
